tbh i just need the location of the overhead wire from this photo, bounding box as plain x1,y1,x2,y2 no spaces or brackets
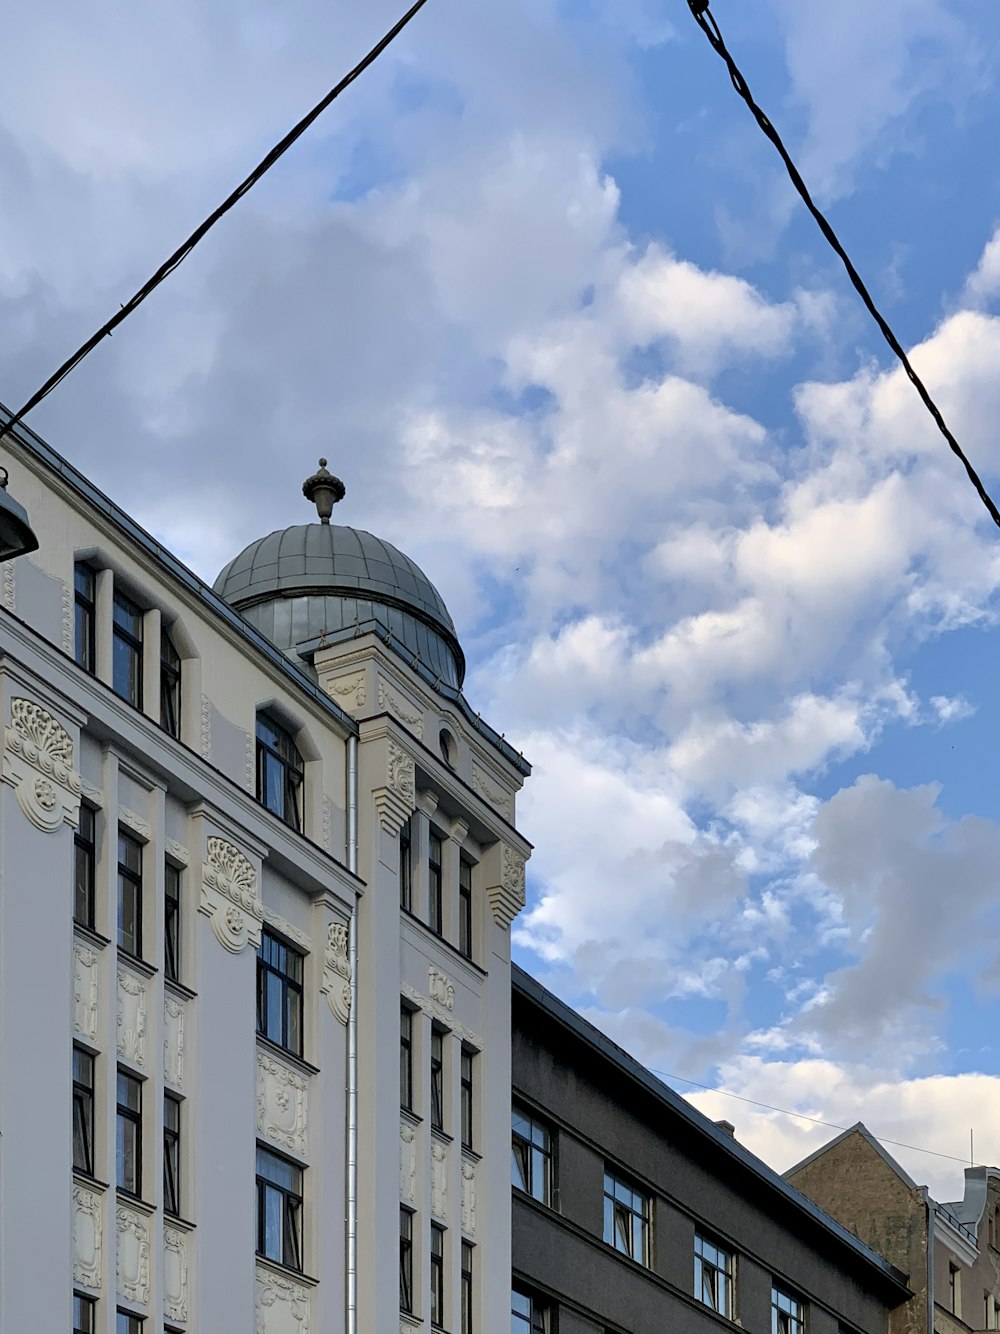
0,0,430,450
686,0,1000,532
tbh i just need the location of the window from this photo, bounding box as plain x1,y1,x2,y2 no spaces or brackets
401,1005,414,1111
400,818,412,912
949,1266,961,1319
603,1169,649,1265
400,1207,414,1314
459,857,473,958
74,563,96,673
116,1312,143,1334
160,631,181,738
772,1286,804,1334
512,1106,552,1204
430,1027,445,1132
461,1049,474,1150
116,1070,142,1197
112,591,144,708
256,713,303,831
428,831,443,936
256,1146,303,1271
164,1094,181,1216
117,830,143,959
696,1233,734,1318
164,862,181,983
73,1293,96,1334
257,928,304,1056
75,804,97,929
461,1241,473,1334
430,1223,445,1329
73,1047,95,1177
512,1288,550,1334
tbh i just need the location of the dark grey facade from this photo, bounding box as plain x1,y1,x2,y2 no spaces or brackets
512,967,911,1334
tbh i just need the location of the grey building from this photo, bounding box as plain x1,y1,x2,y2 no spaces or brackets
511,967,911,1334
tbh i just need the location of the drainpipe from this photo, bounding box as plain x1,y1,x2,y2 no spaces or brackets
927,1195,936,1334
346,735,359,1334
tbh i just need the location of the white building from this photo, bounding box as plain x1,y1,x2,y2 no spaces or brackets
0,425,531,1334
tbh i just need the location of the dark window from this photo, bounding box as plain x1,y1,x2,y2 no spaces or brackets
116,1312,143,1334
256,713,303,831
430,1223,445,1329
257,928,304,1056
512,1288,550,1334
256,1146,303,1271
400,1207,414,1314
428,831,443,936
603,1169,649,1264
160,632,181,738
73,1293,96,1334
512,1105,552,1204
461,1240,473,1334
117,830,143,959
73,1046,95,1177
164,862,181,983
164,1094,181,1216
401,1005,414,1110
430,1027,445,1132
400,818,412,912
459,857,473,958
74,563,96,673
116,1069,142,1197
112,592,144,708
772,1286,805,1334
696,1233,734,1318
461,1049,474,1150
75,804,97,929
948,1267,960,1319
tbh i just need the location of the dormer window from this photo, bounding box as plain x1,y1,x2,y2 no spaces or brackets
256,713,304,831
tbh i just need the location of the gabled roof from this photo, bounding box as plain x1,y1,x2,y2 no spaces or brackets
785,1122,920,1192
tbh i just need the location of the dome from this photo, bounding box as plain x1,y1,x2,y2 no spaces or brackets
213,463,465,687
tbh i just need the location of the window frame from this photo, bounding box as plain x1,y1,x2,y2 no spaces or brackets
771,1284,805,1334
603,1167,650,1266
73,1045,96,1178
116,1068,143,1198
460,1048,474,1151
459,855,473,958
73,1292,97,1334
256,926,305,1057
400,1206,414,1315
256,713,304,832
160,630,181,739
461,1240,473,1334
428,830,443,936
163,1093,181,1217
400,817,412,913
401,1004,414,1111
75,803,97,930
256,1145,304,1272
112,590,144,709
116,1311,144,1334
512,1287,550,1334
164,861,181,984
117,828,144,960
512,1104,553,1205
74,562,96,674
430,1222,446,1330
695,1232,734,1319
430,1026,445,1132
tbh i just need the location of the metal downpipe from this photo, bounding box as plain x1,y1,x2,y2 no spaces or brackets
346,735,359,1334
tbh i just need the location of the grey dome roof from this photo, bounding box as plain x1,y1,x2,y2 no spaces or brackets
213,523,465,686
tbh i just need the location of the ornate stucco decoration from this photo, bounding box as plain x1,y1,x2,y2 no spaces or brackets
256,1051,309,1159
117,967,147,1067
377,678,424,738
2,563,14,612
74,940,99,1043
199,835,263,953
256,1263,312,1334
321,921,351,1024
461,1159,477,1237
73,1183,103,1290
165,838,189,866
486,843,527,929
3,697,82,832
118,806,151,840
472,763,513,821
116,1204,150,1305
262,905,311,952
164,995,186,1090
401,984,483,1051
431,1141,448,1221
164,1225,190,1323
400,1122,417,1204
373,738,416,836
326,669,367,712
62,580,74,653
322,795,333,853
428,969,455,1012
200,694,212,760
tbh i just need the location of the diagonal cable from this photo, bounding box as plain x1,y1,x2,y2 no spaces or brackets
687,0,1000,531
0,0,430,449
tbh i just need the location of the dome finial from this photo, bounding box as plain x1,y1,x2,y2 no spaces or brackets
302,458,345,524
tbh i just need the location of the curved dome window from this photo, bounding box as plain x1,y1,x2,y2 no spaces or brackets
439,728,457,768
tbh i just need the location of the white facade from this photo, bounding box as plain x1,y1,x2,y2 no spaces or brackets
0,425,530,1334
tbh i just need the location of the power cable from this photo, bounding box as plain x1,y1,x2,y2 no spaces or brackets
687,0,1000,532
0,0,430,450
652,1063,975,1167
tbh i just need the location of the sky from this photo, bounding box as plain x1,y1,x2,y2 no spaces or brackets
4,0,1000,1201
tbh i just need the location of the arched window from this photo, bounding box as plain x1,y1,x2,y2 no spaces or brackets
256,713,304,831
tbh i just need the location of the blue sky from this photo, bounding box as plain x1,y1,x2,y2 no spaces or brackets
3,0,1000,1196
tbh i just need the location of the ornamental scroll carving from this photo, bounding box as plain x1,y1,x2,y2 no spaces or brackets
374,739,416,836
3,697,82,832
116,1204,150,1305
117,967,147,1067
428,969,455,1012
431,1141,448,1221
400,1122,416,1204
321,921,351,1023
164,1225,190,1322
461,1159,477,1237
74,940,99,1043
256,1052,308,1158
326,669,367,711
200,835,262,953
256,1263,312,1334
73,1182,103,1290
378,678,424,739
472,763,513,821
164,995,186,1090
485,843,527,929
401,984,483,1050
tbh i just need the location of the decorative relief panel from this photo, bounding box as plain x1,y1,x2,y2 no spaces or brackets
377,678,424,738
200,693,212,760
431,1141,448,1221
1,563,14,612
118,806,150,840
400,1122,416,1205
165,838,189,866
256,1051,308,1159
116,1204,150,1305
472,762,514,821
74,939,99,1043
262,905,311,951
199,834,263,953
117,967,147,1068
62,580,74,652
164,995,186,1090
428,969,455,1012
461,1159,477,1237
322,796,333,853
256,1263,312,1334
73,1182,103,1290
486,843,527,929
326,669,367,712
321,921,351,1024
3,697,82,832
164,1224,190,1323
401,985,483,1050
373,739,416,836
